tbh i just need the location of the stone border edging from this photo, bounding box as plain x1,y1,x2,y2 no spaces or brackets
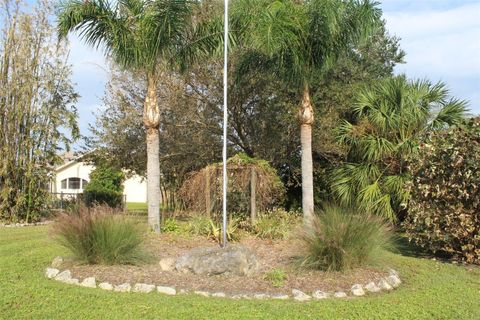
45,256,402,301
1,221,53,228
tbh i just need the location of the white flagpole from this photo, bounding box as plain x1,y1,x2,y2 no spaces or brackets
221,0,229,248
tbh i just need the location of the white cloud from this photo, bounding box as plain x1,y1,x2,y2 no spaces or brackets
382,2,480,112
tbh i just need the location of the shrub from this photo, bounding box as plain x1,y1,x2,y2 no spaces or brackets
264,268,287,287
300,204,393,271
161,217,181,233
53,206,147,265
83,165,125,208
405,118,480,264
252,209,300,240
186,214,241,242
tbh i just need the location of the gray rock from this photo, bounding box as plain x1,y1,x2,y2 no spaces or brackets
194,290,210,297
334,291,348,298
81,277,96,288
51,256,64,268
114,283,132,292
253,293,270,300
45,268,59,279
292,289,311,302
133,283,156,293
378,278,393,290
271,294,289,300
99,282,113,291
386,275,401,288
157,285,176,295
175,245,259,276
312,290,329,299
159,257,176,272
54,270,72,282
212,292,226,298
350,284,365,296
364,281,381,293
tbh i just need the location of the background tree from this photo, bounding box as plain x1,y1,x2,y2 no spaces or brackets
58,0,221,232
232,0,381,222
331,75,467,221
0,0,79,222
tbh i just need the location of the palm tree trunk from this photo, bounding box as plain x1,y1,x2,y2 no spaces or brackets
298,85,315,223
144,76,161,233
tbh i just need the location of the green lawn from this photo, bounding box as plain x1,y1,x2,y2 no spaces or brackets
0,226,479,320
125,202,148,212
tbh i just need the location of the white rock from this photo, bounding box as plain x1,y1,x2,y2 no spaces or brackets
212,292,226,298
364,282,381,293
271,294,289,300
378,278,393,291
386,275,401,288
51,256,64,268
350,284,365,296
80,277,96,288
231,295,242,300
194,290,210,297
99,282,113,291
45,268,59,279
292,289,311,302
334,291,347,298
54,270,72,282
178,289,188,295
253,293,270,300
312,290,329,299
388,268,399,277
114,283,132,292
159,257,176,272
132,283,156,293
157,285,176,295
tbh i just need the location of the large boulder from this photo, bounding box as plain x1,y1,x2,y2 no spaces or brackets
175,245,259,276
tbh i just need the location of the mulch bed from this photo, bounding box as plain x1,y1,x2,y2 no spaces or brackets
64,233,390,295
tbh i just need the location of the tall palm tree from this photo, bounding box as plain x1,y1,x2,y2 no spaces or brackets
331,75,467,221
232,0,381,222
58,0,220,232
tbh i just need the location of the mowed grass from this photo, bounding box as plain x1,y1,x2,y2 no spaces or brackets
0,226,479,320
125,202,148,212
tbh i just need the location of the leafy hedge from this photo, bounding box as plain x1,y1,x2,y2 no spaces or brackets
83,165,125,208
405,118,480,264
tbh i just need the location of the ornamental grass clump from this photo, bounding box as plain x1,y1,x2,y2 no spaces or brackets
300,205,393,271
53,206,148,265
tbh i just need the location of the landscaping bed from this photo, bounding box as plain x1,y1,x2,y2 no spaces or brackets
60,233,390,295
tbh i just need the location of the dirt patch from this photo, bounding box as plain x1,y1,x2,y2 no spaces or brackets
64,233,390,295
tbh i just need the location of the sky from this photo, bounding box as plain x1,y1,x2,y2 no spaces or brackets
66,0,480,142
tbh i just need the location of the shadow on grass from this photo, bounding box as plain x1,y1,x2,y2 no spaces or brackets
389,233,432,259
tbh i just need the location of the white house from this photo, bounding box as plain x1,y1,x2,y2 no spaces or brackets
50,154,147,203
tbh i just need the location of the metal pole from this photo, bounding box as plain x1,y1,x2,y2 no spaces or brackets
221,0,229,248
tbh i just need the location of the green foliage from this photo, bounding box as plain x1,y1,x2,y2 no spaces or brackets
186,215,241,242
300,204,393,271
161,217,181,233
83,165,125,208
53,206,148,265
331,76,467,221
404,118,480,265
0,0,79,223
264,268,287,287
252,209,300,240
186,215,212,236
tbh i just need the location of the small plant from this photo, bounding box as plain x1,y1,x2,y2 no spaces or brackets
161,217,181,233
207,217,241,243
300,204,393,271
264,268,287,287
252,209,300,240
53,206,148,265
187,215,212,236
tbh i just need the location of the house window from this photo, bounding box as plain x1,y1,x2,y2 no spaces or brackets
60,178,89,190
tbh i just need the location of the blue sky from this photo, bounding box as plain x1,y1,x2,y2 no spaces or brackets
66,0,480,139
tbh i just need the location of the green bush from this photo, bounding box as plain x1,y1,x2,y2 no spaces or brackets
53,206,148,265
161,217,181,233
83,165,125,208
405,118,480,264
187,214,241,242
252,209,300,240
300,204,393,271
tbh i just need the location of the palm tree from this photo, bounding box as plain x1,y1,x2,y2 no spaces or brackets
58,0,220,232
232,0,381,222
331,75,467,221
